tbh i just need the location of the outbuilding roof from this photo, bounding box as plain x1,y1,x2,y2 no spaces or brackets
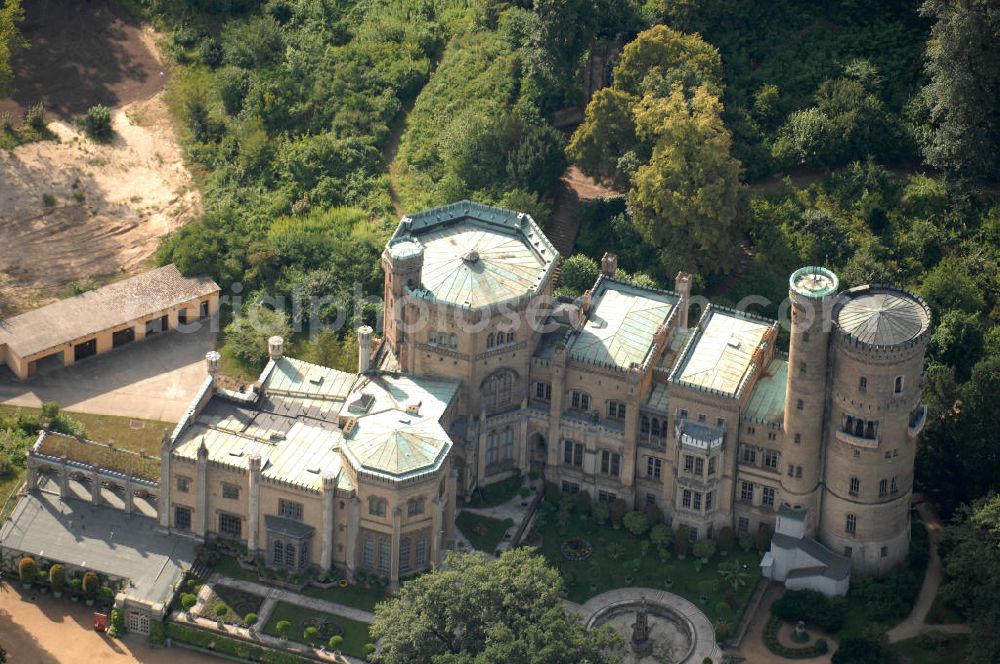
0,264,219,358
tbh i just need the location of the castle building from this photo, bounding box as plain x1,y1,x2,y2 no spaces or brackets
7,201,931,608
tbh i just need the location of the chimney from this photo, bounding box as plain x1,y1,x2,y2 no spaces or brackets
675,272,692,329
600,252,618,278
268,336,284,361
205,350,221,385
357,325,373,373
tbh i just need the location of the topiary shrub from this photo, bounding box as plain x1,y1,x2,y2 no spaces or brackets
244,612,258,626
18,557,36,587
84,105,113,141
643,503,664,525
675,526,690,558
623,510,650,536
573,489,592,516
107,607,125,638
650,523,673,549
304,626,319,641
82,571,100,605
276,620,291,639
592,502,610,525
49,564,66,596
755,523,773,553
738,533,755,552
610,498,628,528
771,589,846,632
362,642,376,660
717,526,734,555
328,634,344,650
693,538,716,561
180,593,198,613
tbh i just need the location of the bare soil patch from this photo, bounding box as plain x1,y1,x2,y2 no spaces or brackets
0,0,164,121
0,90,200,314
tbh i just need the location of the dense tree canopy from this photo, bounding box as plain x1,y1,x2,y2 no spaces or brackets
629,85,742,276
0,0,26,98
370,549,619,664
940,494,1000,663
922,0,1000,182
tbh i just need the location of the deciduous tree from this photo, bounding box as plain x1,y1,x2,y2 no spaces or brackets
370,549,620,663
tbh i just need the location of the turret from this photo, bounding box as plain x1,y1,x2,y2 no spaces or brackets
782,266,839,530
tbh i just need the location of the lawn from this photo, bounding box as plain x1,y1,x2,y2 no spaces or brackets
456,511,514,553
888,633,970,664
464,473,526,508
261,601,372,657
212,555,260,583
205,585,264,624
301,582,387,613
0,404,173,454
532,513,761,633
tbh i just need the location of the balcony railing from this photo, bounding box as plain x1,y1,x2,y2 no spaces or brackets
908,405,928,438
834,428,880,449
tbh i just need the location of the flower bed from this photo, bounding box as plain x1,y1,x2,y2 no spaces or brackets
560,537,594,562
764,616,829,658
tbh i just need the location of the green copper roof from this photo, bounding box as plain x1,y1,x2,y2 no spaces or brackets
743,358,788,424
343,411,451,480
790,266,839,298
645,382,670,413
672,306,775,398
568,278,679,370
388,201,558,310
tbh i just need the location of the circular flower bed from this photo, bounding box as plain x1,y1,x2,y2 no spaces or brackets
304,616,345,639
560,537,594,561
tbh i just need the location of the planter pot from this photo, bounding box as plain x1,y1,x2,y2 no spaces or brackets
701,557,709,564
71,595,79,602
665,580,673,589
677,554,686,560
52,591,63,598
21,583,31,590
86,598,95,607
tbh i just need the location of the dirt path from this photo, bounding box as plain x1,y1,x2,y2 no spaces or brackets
0,91,200,314
0,0,164,122
549,166,622,278
885,502,971,643
0,583,217,663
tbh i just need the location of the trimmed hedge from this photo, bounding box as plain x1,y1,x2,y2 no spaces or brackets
771,589,846,632
165,622,308,663
764,616,829,659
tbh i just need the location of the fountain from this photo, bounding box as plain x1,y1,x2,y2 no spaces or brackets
630,597,653,656
589,597,696,663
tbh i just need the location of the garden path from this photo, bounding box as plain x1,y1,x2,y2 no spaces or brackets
885,501,971,643
737,585,837,664
208,573,376,624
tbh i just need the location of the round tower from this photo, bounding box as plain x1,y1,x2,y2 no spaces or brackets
821,285,931,576
782,266,839,531
380,237,424,362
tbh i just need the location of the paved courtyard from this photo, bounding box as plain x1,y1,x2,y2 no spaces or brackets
0,322,216,421
0,490,196,608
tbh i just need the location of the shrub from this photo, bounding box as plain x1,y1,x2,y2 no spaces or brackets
18,557,36,585
518,487,531,498
693,539,717,561
675,526,690,557
328,634,344,650
84,105,113,141
573,489,592,516
215,604,229,618
771,589,846,632
544,482,561,505
559,254,600,295
831,637,892,664
149,620,167,646
49,564,66,593
26,103,45,131
643,503,664,525
592,502,610,525
304,626,319,641
738,533,755,552
244,612,258,626
717,526,734,554
363,643,376,659
623,510,650,536
610,498,628,528
755,523,773,553
276,620,291,638
82,571,100,599
107,608,125,637
650,523,673,549
42,193,55,207
180,593,198,612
